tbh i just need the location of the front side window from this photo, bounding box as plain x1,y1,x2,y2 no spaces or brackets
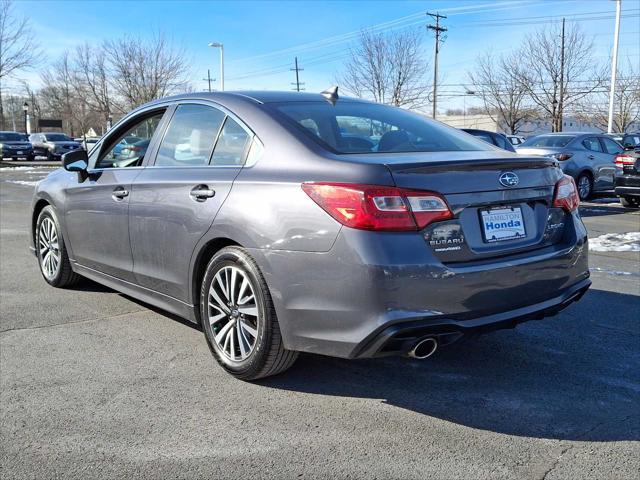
156,104,225,167
271,101,491,154
582,138,603,152
97,111,165,168
210,117,251,166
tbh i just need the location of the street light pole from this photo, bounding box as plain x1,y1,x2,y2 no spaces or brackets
607,0,622,134
22,103,29,134
208,42,225,91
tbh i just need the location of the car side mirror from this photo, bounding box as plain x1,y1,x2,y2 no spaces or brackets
63,150,89,180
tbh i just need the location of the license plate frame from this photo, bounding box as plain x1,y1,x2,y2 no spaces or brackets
480,205,526,243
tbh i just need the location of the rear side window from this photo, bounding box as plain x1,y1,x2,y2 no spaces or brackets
156,104,225,167
601,137,623,154
582,137,603,152
210,117,251,166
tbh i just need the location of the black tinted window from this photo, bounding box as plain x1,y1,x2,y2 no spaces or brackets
44,134,71,142
272,101,490,154
156,104,225,167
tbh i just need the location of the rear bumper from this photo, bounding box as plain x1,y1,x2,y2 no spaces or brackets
249,211,590,358
352,277,590,358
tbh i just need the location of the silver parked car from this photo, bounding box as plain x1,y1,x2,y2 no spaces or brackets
30,91,590,380
516,133,623,200
29,132,82,161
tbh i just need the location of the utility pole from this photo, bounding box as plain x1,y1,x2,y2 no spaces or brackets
427,12,447,120
291,57,305,92
203,69,212,92
557,17,565,132
607,0,622,133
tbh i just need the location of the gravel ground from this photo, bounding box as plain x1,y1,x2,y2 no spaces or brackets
1,163,639,479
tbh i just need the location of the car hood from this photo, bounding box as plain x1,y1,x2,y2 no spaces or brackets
49,141,81,146
1,141,31,147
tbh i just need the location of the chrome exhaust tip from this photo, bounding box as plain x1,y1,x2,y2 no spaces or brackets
407,337,438,359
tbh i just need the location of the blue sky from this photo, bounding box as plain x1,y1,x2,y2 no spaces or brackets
11,0,640,110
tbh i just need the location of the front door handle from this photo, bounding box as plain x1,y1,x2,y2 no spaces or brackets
112,186,129,200
190,185,216,201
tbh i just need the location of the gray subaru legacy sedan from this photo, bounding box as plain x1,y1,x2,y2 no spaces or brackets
30,90,590,380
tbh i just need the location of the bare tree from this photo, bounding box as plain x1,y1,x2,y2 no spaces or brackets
74,43,114,124
0,0,40,128
340,29,430,109
575,58,640,133
517,22,604,132
468,52,534,134
104,32,190,110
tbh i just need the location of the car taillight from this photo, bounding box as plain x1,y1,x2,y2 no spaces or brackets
552,175,579,212
301,182,453,231
614,153,635,168
552,152,573,161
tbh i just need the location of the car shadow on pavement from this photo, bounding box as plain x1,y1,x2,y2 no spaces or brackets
260,288,640,442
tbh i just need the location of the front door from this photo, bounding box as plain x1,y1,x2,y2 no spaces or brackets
129,103,252,302
64,110,168,281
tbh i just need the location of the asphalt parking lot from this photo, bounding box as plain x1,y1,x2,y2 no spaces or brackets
1,163,638,479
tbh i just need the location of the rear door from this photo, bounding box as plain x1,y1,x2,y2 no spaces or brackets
129,101,254,302
581,136,612,191
64,108,169,281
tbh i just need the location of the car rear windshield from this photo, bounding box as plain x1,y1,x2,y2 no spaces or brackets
270,101,492,154
45,134,72,141
0,133,23,141
520,135,576,148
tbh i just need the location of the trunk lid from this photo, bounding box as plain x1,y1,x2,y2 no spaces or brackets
377,151,566,263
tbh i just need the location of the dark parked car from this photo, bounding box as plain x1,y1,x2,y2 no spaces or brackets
0,131,34,161
614,148,640,208
29,133,82,161
516,133,623,200
621,132,640,149
461,128,517,152
30,91,590,380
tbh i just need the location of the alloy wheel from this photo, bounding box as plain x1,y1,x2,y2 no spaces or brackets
577,175,591,200
39,217,60,280
208,266,260,362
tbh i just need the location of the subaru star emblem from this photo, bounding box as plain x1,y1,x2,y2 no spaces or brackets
499,172,519,187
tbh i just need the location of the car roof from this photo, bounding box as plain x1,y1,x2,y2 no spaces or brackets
144,90,369,107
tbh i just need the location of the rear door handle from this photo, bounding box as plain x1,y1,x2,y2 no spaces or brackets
190,185,215,201
588,154,595,160
112,186,129,200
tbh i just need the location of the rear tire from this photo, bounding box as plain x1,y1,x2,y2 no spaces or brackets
620,196,640,208
200,246,298,380
576,173,593,201
35,206,81,288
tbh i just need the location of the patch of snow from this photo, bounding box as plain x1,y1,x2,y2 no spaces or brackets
591,267,637,277
589,232,640,252
4,180,39,187
1,166,34,171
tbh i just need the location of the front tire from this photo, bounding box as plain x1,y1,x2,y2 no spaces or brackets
576,173,593,201
620,196,640,208
35,206,80,287
200,246,298,380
